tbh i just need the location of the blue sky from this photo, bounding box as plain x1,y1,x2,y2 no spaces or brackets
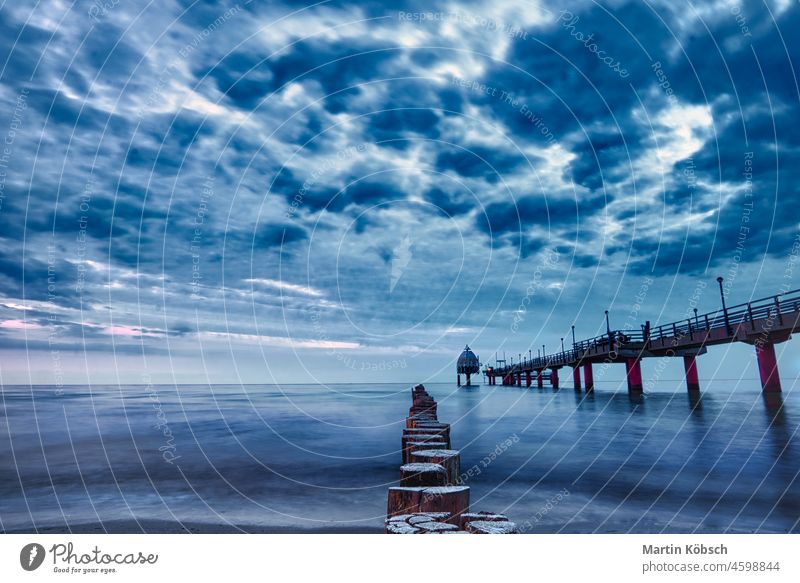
0,0,798,386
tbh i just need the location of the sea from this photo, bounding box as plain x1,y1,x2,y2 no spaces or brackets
1,381,798,533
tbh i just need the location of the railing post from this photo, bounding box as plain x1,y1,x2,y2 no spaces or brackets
775,297,784,325
748,303,755,331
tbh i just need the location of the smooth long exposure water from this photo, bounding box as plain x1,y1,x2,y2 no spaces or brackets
1,381,798,533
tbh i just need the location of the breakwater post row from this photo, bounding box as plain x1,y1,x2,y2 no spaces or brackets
385,384,518,534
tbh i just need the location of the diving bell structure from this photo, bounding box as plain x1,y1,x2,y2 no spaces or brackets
457,345,480,386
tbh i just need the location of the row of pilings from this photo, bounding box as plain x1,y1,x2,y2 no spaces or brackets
385,384,518,534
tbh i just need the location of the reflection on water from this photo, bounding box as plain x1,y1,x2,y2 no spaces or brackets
0,381,798,533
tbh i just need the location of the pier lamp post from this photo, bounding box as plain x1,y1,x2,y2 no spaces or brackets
529,349,532,362
717,276,731,335
571,325,576,348
605,310,611,333
561,338,564,352
693,308,698,328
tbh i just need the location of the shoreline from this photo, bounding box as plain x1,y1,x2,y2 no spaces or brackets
4,520,785,535
2,519,384,535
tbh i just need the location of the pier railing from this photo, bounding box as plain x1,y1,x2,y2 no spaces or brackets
487,287,800,376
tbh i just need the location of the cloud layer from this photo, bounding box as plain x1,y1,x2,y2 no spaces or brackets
0,0,798,384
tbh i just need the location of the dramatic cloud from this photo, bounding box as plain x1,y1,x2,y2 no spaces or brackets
0,0,797,383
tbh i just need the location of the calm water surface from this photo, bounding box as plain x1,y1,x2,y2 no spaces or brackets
1,381,798,533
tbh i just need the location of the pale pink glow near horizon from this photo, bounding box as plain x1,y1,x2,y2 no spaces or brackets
103,325,159,337
0,319,42,330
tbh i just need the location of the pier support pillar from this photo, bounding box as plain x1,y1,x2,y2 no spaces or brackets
625,358,643,393
583,362,594,392
550,368,559,389
756,342,782,393
537,369,544,388
457,374,461,387
573,366,582,391
517,372,522,386
525,371,531,388
466,373,471,386
683,355,700,392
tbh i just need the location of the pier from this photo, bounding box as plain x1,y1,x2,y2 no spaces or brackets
484,282,800,394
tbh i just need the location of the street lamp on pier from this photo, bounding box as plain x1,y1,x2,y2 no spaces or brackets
717,276,731,335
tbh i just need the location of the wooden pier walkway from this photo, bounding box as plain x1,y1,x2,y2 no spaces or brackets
484,284,800,393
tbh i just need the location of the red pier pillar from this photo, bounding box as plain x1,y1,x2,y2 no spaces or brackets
583,362,594,392
525,371,531,387
756,342,782,393
625,358,643,393
536,369,543,388
551,368,559,389
683,355,700,392
573,366,582,391
517,372,522,386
